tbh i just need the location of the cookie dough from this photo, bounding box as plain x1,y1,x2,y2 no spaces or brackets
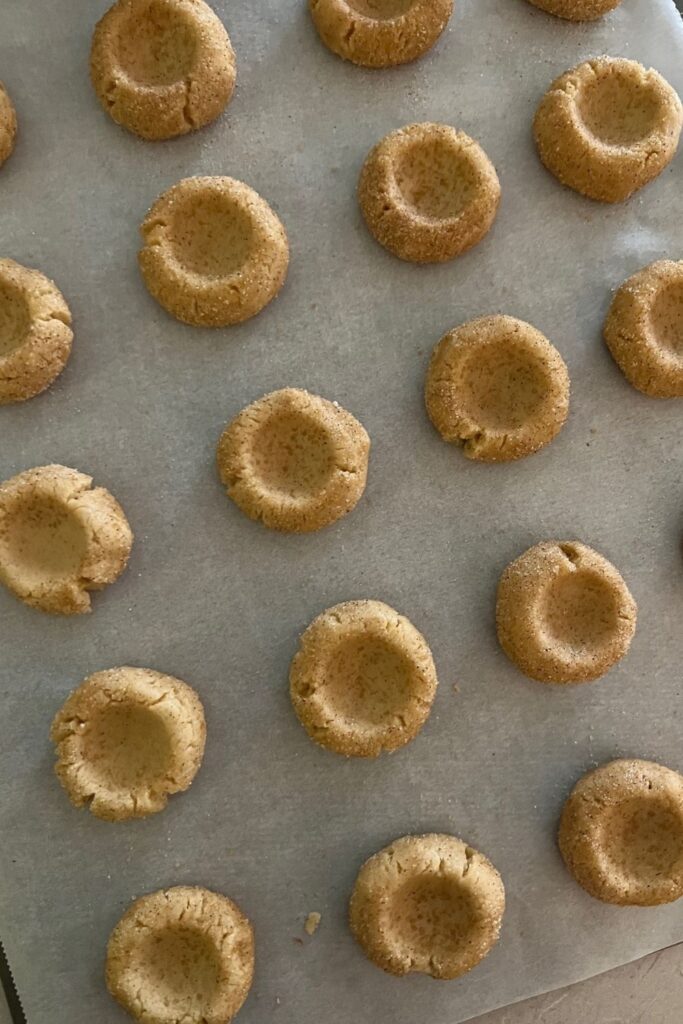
309,0,453,69
0,259,73,404
139,176,289,327
425,315,570,462
0,82,17,167
217,388,370,533
559,759,683,906
534,58,683,203
106,886,254,1024
51,667,206,821
90,0,236,141
359,123,500,263
0,465,133,615
349,834,505,979
526,0,622,19
604,260,683,398
290,600,437,757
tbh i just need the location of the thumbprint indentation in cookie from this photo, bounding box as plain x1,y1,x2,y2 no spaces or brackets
0,275,31,357
650,276,683,356
130,925,222,1015
248,409,336,499
541,568,621,651
600,797,683,881
168,188,255,278
3,493,88,585
114,0,198,86
388,875,477,964
576,68,664,146
393,134,478,220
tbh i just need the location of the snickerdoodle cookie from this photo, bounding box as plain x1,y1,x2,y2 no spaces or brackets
534,57,683,203
359,123,500,263
217,389,369,533
559,759,683,906
0,82,17,167
0,465,133,615
139,176,289,327
90,0,236,140
309,0,452,69
349,834,505,979
106,886,254,1024
526,0,622,19
51,667,206,821
496,541,637,684
604,260,683,398
0,259,73,404
290,600,437,757
425,315,570,462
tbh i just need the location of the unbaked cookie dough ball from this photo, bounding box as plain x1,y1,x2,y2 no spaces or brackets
359,123,500,263
309,0,453,69
106,886,254,1024
290,600,437,757
0,465,133,615
496,541,636,684
217,388,370,533
51,667,206,821
349,834,505,979
559,759,683,906
604,260,683,398
526,0,623,19
534,57,683,203
139,176,289,327
90,0,236,140
0,82,17,167
425,315,570,462
0,259,73,404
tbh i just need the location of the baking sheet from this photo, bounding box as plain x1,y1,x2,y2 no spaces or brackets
1,1,682,1021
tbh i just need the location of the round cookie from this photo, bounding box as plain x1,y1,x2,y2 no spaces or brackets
51,667,206,821
425,315,570,462
559,759,683,906
217,388,370,533
90,0,236,141
0,464,133,615
526,0,623,19
496,540,637,684
139,176,289,327
349,834,505,979
534,57,683,203
0,82,17,167
289,600,437,757
106,886,254,1024
0,259,73,404
309,0,453,69
604,260,683,398
359,123,500,263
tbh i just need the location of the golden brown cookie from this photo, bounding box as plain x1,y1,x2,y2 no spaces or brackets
0,82,17,167
496,541,637,684
349,834,505,979
526,0,622,19
51,667,206,821
90,0,236,141
425,315,570,462
534,57,683,203
0,465,133,615
290,600,437,757
139,176,289,327
559,759,683,906
106,886,254,1024
309,0,453,69
359,123,500,263
603,260,683,398
0,259,73,404
217,388,369,533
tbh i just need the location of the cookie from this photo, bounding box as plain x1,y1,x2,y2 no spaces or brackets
139,176,289,326
559,759,683,906
496,541,637,684
290,600,437,757
90,0,236,140
425,315,570,462
217,388,369,533
51,667,206,821
0,81,17,167
526,0,622,19
534,57,683,203
603,259,683,398
309,0,452,69
0,465,133,615
359,123,500,263
106,886,254,1024
349,834,505,979
0,258,73,404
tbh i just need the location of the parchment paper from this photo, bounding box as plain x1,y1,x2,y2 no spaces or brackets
1,1,682,1022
